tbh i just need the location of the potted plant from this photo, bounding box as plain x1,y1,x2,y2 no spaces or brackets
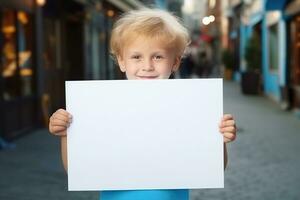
222,48,234,80
241,33,262,94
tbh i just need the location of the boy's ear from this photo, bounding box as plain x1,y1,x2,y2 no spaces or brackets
172,56,181,72
117,55,126,72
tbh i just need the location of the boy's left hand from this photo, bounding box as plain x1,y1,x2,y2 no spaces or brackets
219,114,237,143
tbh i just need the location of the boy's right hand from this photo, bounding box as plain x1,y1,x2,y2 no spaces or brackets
49,109,72,137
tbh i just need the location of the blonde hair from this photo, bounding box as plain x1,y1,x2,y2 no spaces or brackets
110,8,190,58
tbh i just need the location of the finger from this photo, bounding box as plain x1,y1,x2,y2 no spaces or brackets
50,126,67,135
56,109,70,117
220,120,235,128
224,137,233,143
54,109,72,120
51,113,72,124
51,118,70,127
223,132,236,142
220,126,236,133
222,114,233,121
54,111,72,120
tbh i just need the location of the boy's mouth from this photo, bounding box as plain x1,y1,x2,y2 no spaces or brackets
137,75,159,80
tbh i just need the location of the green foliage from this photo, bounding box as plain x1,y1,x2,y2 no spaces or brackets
222,49,234,70
244,33,261,72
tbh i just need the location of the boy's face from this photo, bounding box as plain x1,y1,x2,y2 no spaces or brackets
117,37,181,80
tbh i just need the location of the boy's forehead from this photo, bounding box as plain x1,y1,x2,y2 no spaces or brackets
117,33,177,57
124,45,171,55
125,36,172,49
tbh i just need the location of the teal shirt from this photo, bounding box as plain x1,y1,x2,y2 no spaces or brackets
100,189,189,200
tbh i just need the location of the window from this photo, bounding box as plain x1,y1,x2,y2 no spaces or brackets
268,24,279,71
1,10,18,100
1,10,33,100
17,11,33,97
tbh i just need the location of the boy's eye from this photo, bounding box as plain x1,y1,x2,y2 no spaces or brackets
154,55,163,60
131,55,141,59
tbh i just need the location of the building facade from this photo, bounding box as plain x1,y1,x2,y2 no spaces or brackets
0,0,44,140
225,0,300,116
0,0,150,141
284,0,300,112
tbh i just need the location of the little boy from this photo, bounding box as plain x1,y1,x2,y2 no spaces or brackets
49,8,236,200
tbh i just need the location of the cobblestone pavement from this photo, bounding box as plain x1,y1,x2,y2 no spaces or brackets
1,81,300,200
191,81,300,200
0,128,99,200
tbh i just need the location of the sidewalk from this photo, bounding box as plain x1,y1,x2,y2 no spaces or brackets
0,130,99,199
1,81,300,200
191,81,300,200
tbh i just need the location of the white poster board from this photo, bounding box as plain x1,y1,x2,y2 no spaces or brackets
66,79,224,191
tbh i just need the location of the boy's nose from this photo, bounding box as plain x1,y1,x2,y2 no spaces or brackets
141,59,154,71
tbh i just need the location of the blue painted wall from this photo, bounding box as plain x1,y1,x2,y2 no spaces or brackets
240,0,288,101
261,15,281,101
155,0,167,9
261,0,287,101
279,17,287,87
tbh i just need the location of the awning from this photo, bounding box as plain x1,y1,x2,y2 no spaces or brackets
106,0,145,12
265,0,288,10
0,0,33,12
285,0,300,16
73,0,145,11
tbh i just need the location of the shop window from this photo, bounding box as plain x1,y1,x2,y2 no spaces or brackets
1,10,18,100
268,24,279,71
1,10,33,100
17,11,33,97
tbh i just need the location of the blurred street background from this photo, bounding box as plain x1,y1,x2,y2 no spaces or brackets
1,0,300,199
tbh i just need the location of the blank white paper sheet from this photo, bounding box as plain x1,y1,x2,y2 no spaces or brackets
66,79,224,191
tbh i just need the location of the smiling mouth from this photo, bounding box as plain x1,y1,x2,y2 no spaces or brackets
137,76,159,79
